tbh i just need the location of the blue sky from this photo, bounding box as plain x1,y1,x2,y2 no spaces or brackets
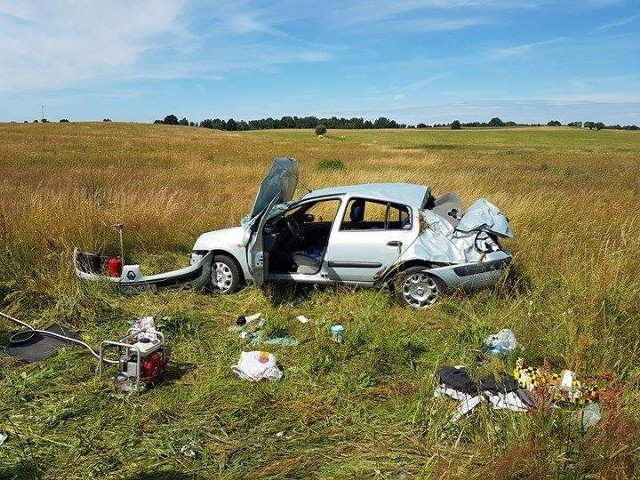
1,0,638,125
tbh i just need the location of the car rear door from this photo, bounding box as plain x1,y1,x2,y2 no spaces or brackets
324,198,416,283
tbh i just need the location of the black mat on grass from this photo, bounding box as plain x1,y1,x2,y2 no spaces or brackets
2,324,79,362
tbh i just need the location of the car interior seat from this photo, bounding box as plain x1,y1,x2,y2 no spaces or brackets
348,199,365,228
292,252,321,274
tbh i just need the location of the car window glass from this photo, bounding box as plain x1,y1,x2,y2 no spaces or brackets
388,203,411,229
362,201,387,223
303,199,341,223
340,199,411,230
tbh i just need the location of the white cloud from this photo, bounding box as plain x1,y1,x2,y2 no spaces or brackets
484,38,566,60
594,14,640,32
0,1,333,93
333,0,543,26
223,14,290,38
0,1,186,92
381,16,494,32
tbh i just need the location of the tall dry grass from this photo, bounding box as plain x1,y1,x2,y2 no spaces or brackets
0,122,639,479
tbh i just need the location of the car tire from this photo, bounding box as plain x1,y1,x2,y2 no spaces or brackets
393,266,445,308
211,254,241,294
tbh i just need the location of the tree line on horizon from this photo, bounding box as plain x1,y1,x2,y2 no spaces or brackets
153,114,639,132
12,114,636,131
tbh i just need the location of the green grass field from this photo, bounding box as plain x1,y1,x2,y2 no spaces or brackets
1,123,639,479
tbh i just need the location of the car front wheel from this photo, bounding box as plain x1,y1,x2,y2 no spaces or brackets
393,267,444,308
211,254,241,294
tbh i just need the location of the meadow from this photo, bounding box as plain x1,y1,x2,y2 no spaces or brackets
0,122,638,479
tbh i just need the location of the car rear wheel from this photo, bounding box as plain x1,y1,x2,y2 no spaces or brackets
211,254,241,294
393,266,444,308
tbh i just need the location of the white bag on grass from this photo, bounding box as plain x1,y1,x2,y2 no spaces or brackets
232,351,283,381
483,328,518,355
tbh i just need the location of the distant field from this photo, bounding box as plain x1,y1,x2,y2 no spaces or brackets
1,123,639,479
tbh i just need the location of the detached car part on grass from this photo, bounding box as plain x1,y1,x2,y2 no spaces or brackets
74,248,213,294
190,156,513,308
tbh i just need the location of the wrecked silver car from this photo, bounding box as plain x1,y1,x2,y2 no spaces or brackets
190,157,513,308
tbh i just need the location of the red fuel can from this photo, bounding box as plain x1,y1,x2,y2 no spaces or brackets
108,257,123,277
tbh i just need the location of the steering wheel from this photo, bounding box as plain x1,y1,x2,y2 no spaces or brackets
286,216,306,241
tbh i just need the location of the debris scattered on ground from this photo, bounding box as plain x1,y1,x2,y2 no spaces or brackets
434,366,532,421
245,312,262,323
573,402,602,429
131,315,158,341
0,432,7,446
483,328,518,355
514,359,600,405
297,315,310,324
253,335,299,347
330,324,344,343
436,359,604,424
179,443,197,458
5,323,80,362
234,312,262,327
239,331,254,340
231,313,266,340
232,351,283,381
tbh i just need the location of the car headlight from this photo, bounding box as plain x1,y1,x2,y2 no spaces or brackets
475,232,500,253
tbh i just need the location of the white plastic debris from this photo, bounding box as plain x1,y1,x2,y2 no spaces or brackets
245,312,262,323
483,328,518,355
573,402,602,429
297,315,310,324
0,432,7,446
232,351,283,381
179,443,197,458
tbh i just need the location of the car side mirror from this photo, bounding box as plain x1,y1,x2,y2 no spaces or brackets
303,213,315,223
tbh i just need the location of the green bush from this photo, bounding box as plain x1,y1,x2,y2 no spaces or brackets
317,158,345,170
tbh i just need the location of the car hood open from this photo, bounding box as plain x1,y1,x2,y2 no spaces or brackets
246,157,298,223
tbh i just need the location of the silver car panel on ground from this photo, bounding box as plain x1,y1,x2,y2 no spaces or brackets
191,157,513,307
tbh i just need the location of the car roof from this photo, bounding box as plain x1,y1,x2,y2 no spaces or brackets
300,183,430,207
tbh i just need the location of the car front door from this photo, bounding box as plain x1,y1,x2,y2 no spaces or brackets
246,196,281,287
324,197,416,283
